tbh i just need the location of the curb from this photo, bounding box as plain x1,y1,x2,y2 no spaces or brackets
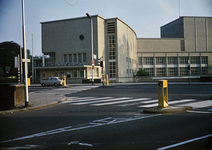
143,106,193,113
0,97,67,115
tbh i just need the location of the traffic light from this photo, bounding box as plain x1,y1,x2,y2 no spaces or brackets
98,58,103,67
98,59,101,66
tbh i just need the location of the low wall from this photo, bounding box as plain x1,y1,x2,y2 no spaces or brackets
0,84,25,110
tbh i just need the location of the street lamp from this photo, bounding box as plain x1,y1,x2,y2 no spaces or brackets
86,13,94,85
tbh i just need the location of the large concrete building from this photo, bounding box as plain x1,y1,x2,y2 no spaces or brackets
37,15,212,83
137,16,212,79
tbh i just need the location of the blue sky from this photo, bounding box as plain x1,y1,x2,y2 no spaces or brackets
0,0,212,56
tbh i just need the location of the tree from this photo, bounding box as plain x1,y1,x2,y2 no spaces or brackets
135,69,150,76
0,68,4,78
0,41,33,78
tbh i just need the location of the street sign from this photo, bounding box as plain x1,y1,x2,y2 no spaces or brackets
91,60,95,64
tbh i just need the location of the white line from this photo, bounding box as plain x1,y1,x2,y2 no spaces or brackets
177,100,212,108
92,98,151,106
71,97,132,105
139,99,196,108
157,134,212,150
0,115,160,144
66,97,114,103
187,110,212,114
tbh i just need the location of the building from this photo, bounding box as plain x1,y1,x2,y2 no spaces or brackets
39,15,137,83
137,16,212,80
38,15,212,83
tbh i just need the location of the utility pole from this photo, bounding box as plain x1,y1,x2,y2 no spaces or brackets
22,0,29,107
32,34,34,83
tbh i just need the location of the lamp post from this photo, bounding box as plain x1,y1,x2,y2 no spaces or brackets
86,13,94,85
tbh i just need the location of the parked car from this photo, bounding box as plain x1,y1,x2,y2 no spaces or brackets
40,77,62,87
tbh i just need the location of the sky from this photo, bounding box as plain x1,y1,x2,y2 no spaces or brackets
0,0,212,56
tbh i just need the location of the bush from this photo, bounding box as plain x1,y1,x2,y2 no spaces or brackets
135,69,150,76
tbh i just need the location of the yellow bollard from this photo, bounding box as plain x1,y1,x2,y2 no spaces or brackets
62,75,66,86
27,78,30,86
104,75,109,85
158,80,168,107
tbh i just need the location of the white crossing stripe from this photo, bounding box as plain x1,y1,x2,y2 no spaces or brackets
177,100,212,108
139,99,197,108
63,96,212,109
71,97,132,105
66,97,113,102
92,98,151,106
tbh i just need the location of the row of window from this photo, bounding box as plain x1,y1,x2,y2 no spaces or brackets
42,70,85,79
139,57,208,65
143,67,208,77
63,53,86,63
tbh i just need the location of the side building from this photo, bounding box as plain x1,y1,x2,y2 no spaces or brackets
137,16,212,80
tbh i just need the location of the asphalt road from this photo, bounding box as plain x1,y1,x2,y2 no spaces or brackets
0,84,212,149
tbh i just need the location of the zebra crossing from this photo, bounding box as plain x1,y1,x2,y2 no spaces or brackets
61,96,212,109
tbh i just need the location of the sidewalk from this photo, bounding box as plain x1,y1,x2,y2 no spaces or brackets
0,86,67,114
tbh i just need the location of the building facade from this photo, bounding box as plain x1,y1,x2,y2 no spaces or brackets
38,16,212,83
137,16,212,79
39,15,137,83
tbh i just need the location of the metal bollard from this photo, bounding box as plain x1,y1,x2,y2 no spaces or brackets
158,80,168,107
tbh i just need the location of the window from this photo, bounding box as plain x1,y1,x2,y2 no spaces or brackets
190,57,200,64
202,67,208,75
63,54,67,63
201,57,208,64
138,57,142,65
73,54,77,62
144,57,154,65
180,67,188,76
191,67,200,75
168,68,178,76
42,72,46,78
78,53,82,62
156,57,166,65
156,68,166,76
69,54,72,62
168,57,177,64
80,71,84,78
83,53,86,62
126,57,128,62
181,40,185,51
48,72,52,77
144,68,154,76
108,35,116,60
67,71,71,78
108,35,116,78
73,71,77,78
109,62,116,78
180,57,189,64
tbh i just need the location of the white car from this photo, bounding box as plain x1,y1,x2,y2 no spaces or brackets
40,77,63,87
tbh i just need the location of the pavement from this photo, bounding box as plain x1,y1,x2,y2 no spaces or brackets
0,82,211,115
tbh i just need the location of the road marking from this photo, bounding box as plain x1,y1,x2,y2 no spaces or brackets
177,100,212,108
139,99,197,108
92,98,150,106
66,97,114,102
71,97,132,105
187,110,212,114
157,134,212,150
0,115,160,144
